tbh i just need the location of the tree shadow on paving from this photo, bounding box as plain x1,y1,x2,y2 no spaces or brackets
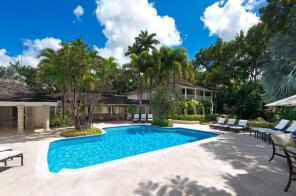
134,175,231,196
0,128,69,144
199,133,296,195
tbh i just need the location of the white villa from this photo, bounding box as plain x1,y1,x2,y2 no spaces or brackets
0,80,58,134
0,79,218,134
92,80,218,120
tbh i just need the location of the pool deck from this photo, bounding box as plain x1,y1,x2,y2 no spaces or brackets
0,123,295,195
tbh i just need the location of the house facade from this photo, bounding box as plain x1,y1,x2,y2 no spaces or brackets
89,80,218,120
0,80,58,134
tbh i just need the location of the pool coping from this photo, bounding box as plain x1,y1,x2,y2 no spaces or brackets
35,124,223,178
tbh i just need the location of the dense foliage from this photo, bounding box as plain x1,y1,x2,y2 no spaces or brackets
152,119,172,127
50,113,73,128
60,127,103,137
151,86,179,120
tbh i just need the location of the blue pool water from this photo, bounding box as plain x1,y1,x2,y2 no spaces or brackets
47,125,217,173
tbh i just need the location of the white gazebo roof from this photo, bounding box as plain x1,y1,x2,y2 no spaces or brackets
266,95,296,107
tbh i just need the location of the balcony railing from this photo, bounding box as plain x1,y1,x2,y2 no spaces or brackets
181,94,212,100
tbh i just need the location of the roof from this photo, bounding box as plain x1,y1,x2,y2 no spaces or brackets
0,80,58,102
99,95,149,105
175,80,218,92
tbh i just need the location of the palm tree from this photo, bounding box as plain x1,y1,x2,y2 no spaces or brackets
125,30,160,56
39,39,106,130
159,47,189,86
99,57,118,87
263,16,296,100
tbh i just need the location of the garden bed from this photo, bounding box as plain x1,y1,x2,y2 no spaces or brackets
60,127,104,138
169,119,200,124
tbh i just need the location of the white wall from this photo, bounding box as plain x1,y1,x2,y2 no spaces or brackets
32,106,45,128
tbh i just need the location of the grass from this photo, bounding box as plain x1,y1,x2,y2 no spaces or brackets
60,127,103,137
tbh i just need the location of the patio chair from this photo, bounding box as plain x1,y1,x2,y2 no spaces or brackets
228,120,248,133
0,150,23,166
250,119,290,141
147,114,153,122
133,114,139,122
210,118,226,128
0,146,12,152
141,114,147,122
286,121,296,134
283,147,296,192
217,119,237,130
269,133,296,162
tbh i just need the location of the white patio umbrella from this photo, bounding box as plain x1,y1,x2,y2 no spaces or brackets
266,95,296,107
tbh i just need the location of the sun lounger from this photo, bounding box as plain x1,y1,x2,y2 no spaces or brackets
218,119,236,129
286,121,296,134
0,146,12,152
228,120,248,132
141,114,147,122
147,114,153,122
250,119,290,141
0,150,23,166
133,114,139,122
210,118,226,128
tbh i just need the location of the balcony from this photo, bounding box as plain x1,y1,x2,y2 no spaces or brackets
181,94,212,100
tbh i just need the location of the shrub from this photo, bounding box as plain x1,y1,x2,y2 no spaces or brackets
50,113,73,128
235,82,266,119
248,117,275,128
151,86,179,119
60,127,103,137
152,119,172,127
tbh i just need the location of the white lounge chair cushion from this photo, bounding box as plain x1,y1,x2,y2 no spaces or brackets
271,134,296,148
0,146,12,152
274,119,290,130
133,114,139,119
217,118,226,124
226,119,236,126
238,120,248,127
0,150,22,160
148,114,153,119
141,114,146,120
286,121,296,133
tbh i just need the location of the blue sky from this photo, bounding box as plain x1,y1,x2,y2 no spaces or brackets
0,0,262,66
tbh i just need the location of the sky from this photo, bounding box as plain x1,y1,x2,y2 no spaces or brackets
0,0,265,67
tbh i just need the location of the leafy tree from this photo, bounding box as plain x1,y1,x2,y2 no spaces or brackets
151,86,179,119
235,82,266,119
263,16,296,100
125,30,160,56
0,63,26,82
39,39,112,130
260,0,296,36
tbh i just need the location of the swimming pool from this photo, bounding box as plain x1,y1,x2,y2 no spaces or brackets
47,125,218,173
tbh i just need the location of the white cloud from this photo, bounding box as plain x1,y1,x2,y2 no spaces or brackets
95,0,181,65
0,37,62,67
201,0,261,41
73,5,84,19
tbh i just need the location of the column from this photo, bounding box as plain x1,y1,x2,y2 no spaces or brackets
43,106,50,131
210,91,214,114
17,106,24,133
203,90,206,100
194,89,197,100
184,88,187,99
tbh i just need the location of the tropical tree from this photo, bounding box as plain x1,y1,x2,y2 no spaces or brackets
38,39,110,130
0,63,26,82
263,16,296,100
126,31,161,112
151,86,179,119
125,30,160,56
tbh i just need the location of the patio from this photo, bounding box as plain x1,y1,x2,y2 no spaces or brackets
0,123,295,196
